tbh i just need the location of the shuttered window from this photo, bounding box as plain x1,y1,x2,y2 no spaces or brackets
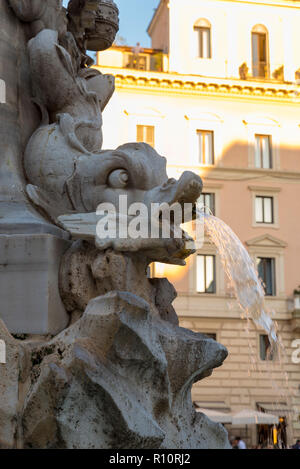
137,125,155,147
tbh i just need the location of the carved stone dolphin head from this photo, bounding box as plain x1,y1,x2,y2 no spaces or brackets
27,142,203,264
64,143,203,264
66,142,202,216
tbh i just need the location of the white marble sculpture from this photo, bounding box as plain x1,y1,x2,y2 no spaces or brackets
0,0,230,449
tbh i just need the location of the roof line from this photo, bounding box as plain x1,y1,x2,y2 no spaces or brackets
147,0,165,36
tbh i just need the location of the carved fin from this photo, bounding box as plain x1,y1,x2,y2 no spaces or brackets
55,43,76,81
65,169,89,213
26,184,74,225
57,113,90,154
32,97,49,126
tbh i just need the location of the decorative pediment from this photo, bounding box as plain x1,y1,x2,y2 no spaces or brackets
246,234,287,248
184,111,224,123
123,106,165,118
242,115,280,127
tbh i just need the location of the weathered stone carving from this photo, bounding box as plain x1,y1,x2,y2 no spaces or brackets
21,291,228,449
0,0,230,449
0,288,229,449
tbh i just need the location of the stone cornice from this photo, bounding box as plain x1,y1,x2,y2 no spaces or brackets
167,164,300,182
213,0,300,9
93,66,300,103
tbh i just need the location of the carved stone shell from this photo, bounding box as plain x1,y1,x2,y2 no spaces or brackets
85,0,119,51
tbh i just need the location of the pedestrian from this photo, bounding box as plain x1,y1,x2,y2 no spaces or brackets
131,42,144,69
291,439,300,449
132,42,143,55
230,438,239,449
236,436,247,449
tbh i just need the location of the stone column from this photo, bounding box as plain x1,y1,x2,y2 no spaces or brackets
0,1,70,335
0,0,65,234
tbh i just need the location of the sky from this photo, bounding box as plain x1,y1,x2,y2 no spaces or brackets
62,0,160,48
114,0,160,47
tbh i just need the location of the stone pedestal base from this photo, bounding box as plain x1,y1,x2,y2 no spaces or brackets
0,234,71,335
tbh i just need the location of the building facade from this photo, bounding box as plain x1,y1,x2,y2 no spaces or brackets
96,0,300,447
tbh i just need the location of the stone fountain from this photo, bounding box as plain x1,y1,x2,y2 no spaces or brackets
0,0,230,449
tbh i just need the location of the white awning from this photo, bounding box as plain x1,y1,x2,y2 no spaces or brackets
196,408,233,424
257,402,293,416
194,401,231,412
232,409,279,425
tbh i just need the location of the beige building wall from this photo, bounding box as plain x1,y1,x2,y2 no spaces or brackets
149,0,300,81
96,0,300,447
148,0,169,52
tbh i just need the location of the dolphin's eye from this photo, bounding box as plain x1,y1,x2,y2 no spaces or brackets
108,169,129,188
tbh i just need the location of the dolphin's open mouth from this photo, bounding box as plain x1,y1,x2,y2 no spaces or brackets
58,169,203,266
142,171,203,264
144,171,203,209
170,173,203,208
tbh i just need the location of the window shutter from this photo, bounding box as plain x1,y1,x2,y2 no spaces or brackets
136,125,144,142
136,125,155,147
146,126,155,147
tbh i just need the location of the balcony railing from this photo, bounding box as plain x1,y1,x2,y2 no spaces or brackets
124,51,166,72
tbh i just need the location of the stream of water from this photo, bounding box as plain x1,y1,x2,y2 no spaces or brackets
197,210,278,344
195,210,295,415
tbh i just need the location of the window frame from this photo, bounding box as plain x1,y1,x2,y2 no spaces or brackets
255,195,274,224
246,235,286,299
257,256,276,297
126,53,148,71
197,129,215,166
201,332,217,341
249,186,280,229
136,124,155,148
244,120,280,171
259,334,275,361
197,192,216,216
194,26,212,59
255,134,273,169
196,254,216,294
251,25,269,79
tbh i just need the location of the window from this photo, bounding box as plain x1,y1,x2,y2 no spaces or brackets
197,193,215,215
255,196,273,224
127,54,147,70
259,334,274,360
197,130,214,165
252,25,269,78
136,125,155,147
197,255,216,293
194,19,212,58
201,332,217,340
249,187,280,228
195,27,211,58
255,135,272,169
257,257,276,296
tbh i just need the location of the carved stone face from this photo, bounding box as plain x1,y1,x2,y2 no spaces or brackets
63,143,203,263
70,143,203,213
